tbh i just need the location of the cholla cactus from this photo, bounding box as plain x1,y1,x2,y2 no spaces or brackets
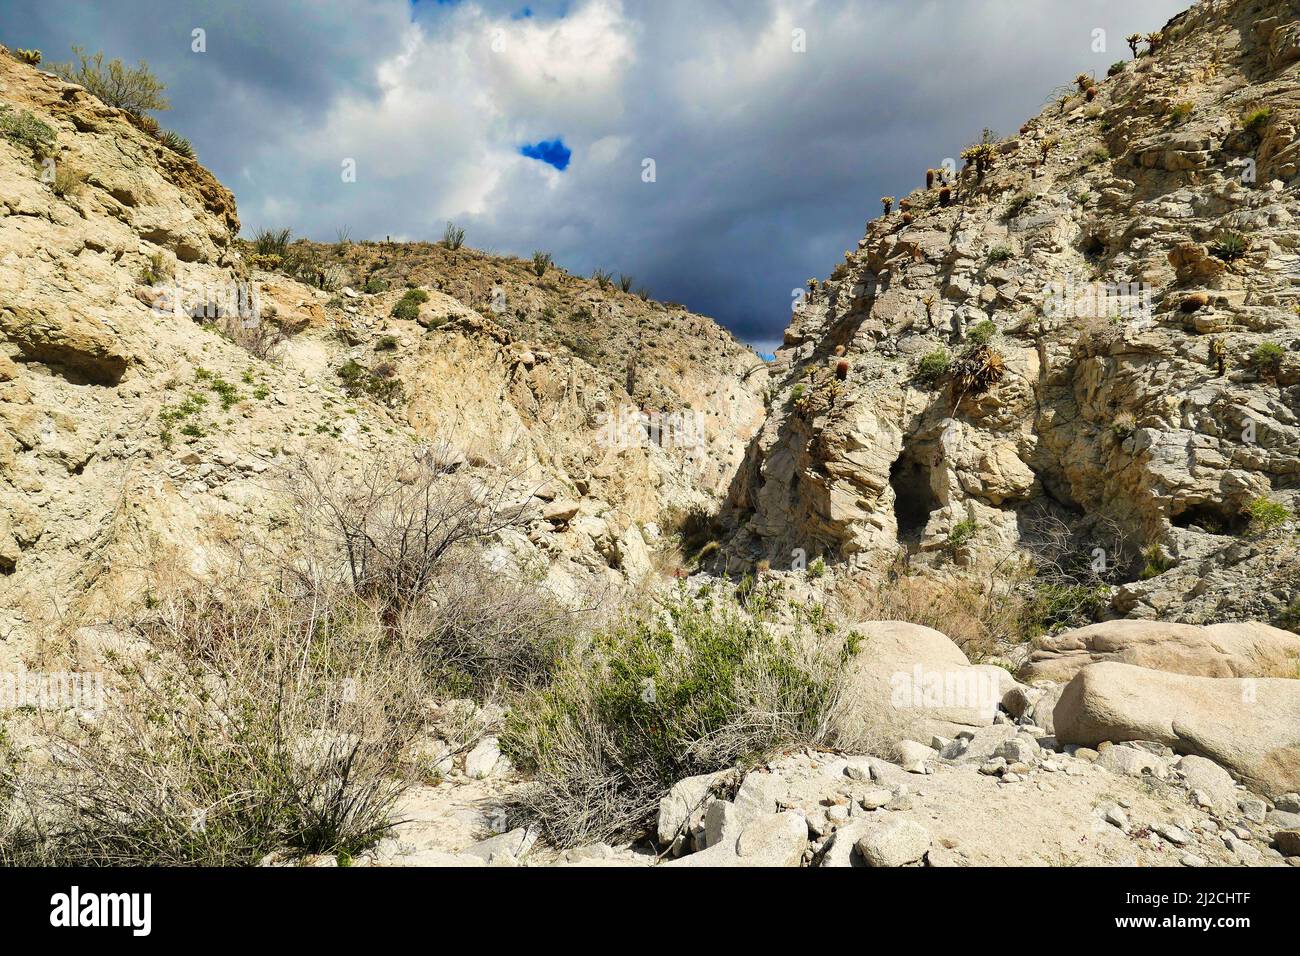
881,196,895,215
1126,33,1142,58
1075,72,1092,92
1209,337,1227,376
1039,136,1058,162
15,48,41,65
1145,30,1164,53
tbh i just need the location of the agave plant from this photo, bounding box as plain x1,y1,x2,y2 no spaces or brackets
951,343,1006,396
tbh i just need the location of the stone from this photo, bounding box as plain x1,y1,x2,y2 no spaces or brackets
1104,806,1129,829
662,812,807,867
700,800,741,850
464,737,502,779
893,739,934,774
1173,755,1238,814
993,737,1039,764
859,788,894,810
1054,662,1300,798
855,818,931,867
1095,744,1167,779
463,827,537,863
657,770,736,849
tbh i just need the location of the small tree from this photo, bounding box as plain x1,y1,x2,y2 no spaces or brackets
49,46,169,115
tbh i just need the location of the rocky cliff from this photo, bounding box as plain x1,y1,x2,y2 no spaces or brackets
728,0,1300,627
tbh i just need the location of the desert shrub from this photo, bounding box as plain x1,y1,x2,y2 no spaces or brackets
915,347,951,386
1004,191,1033,220
48,46,169,115
0,105,55,159
1242,106,1271,132
337,359,403,406
1107,61,1126,76
138,250,173,285
251,227,291,257
363,275,388,294
0,579,425,866
967,319,997,345
1245,495,1290,535
531,251,552,277
808,556,826,578
1169,101,1194,124
1248,340,1284,376
390,288,427,321
1138,543,1174,579
951,343,1006,396
1084,145,1111,166
217,313,288,362
51,164,86,198
987,245,1013,264
157,129,194,158
442,222,465,250
619,274,634,293
501,586,851,846
591,268,613,290
948,517,978,549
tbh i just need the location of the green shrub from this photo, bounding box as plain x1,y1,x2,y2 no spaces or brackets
948,518,978,549
1246,495,1290,535
591,267,613,290
808,556,826,579
1138,544,1173,580
532,251,552,277
251,227,292,257
1169,101,1194,124
501,587,852,846
1242,106,1272,132
0,105,55,159
967,320,997,345
916,347,951,386
1084,145,1111,166
48,46,169,115
138,250,172,285
338,360,404,406
390,288,427,321
363,276,388,294
1107,61,1126,77
987,245,1013,264
1249,340,1284,376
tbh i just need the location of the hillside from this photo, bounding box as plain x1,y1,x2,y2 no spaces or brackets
0,45,766,667
727,0,1300,630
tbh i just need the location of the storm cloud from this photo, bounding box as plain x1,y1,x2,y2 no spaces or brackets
1,0,1193,348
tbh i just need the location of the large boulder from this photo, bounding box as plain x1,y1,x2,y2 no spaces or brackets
1022,620,1300,683
1054,662,1300,798
835,621,1023,746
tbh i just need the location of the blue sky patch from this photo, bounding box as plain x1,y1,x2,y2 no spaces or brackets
519,138,571,171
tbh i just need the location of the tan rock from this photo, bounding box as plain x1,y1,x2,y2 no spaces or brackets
1022,619,1300,683
1054,661,1300,798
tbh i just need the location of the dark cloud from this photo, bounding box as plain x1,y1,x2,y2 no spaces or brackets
1,0,1192,349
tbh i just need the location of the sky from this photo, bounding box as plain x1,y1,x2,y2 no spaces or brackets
1,0,1193,351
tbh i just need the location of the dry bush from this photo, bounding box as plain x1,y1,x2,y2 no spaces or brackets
218,313,288,361
1,574,426,866
502,583,852,848
833,554,1032,661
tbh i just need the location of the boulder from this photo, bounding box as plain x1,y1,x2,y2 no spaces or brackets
1054,662,1300,798
855,818,932,867
836,621,1024,746
1021,620,1300,683
1173,755,1238,814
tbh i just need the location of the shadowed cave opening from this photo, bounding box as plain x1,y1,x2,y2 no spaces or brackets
890,449,938,542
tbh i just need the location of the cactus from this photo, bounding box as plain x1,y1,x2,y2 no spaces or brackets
881,196,894,215
1075,72,1092,92
835,358,850,380
1085,86,1098,102
1126,33,1142,58
1180,292,1209,313
939,186,952,207
902,212,914,225
926,168,936,189
15,48,42,65
1144,31,1164,53
1209,338,1227,376
834,344,846,356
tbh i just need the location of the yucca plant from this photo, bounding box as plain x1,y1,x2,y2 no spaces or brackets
1210,231,1248,263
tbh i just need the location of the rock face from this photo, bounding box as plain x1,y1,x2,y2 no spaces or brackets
1022,619,1300,682
724,0,1300,629
1054,661,1300,798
